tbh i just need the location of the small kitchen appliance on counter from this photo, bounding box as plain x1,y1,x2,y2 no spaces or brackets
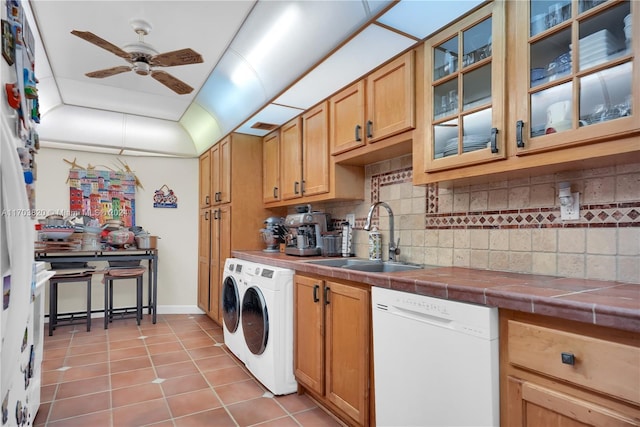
260,217,286,253
284,211,330,256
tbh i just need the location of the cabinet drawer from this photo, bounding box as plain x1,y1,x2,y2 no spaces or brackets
507,320,640,404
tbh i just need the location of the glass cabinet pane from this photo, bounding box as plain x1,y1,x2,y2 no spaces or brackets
530,28,572,88
462,17,492,67
579,2,631,71
579,62,632,125
461,108,492,153
434,36,459,80
579,0,609,14
463,64,491,111
531,1,571,37
434,78,458,119
433,118,458,158
530,81,573,136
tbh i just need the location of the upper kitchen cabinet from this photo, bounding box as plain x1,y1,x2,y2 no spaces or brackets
421,1,507,173
263,130,281,205
199,150,212,209
271,103,364,207
330,51,416,156
211,136,231,205
514,0,638,155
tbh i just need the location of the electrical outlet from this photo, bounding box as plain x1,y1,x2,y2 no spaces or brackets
346,213,355,227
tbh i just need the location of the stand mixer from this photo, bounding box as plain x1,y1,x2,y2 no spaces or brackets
284,212,330,256
260,217,286,252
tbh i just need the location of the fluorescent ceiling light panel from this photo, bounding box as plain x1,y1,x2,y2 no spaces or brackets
377,0,485,39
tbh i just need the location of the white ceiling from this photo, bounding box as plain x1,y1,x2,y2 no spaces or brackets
27,0,484,157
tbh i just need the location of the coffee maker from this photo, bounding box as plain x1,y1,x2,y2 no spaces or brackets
284,211,330,256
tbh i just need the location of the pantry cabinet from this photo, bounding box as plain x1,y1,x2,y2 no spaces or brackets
197,134,272,323
413,0,640,185
198,150,211,209
280,116,304,201
294,274,370,426
500,310,640,426
302,101,330,197
329,51,415,156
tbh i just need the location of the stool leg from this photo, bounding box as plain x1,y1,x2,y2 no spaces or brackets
109,279,114,324
136,275,143,325
86,278,92,332
49,281,56,336
104,278,109,329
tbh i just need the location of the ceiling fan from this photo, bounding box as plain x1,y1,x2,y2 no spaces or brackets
71,19,203,95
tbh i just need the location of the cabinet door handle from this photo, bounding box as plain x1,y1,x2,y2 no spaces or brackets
324,286,330,305
205,195,210,205
490,127,499,153
516,120,525,148
204,211,209,220
273,187,278,199
313,284,320,303
213,209,219,220
294,181,300,195
366,120,373,138
301,180,306,195
355,124,362,142
561,352,575,365
216,192,222,202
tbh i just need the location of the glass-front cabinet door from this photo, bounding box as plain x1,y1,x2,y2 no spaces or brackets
516,0,638,154
424,1,506,172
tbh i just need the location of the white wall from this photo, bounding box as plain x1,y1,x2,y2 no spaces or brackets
35,148,201,314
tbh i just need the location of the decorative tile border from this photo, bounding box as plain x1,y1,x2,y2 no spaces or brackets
363,165,640,230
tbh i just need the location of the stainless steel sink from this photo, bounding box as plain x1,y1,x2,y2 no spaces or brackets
342,262,423,273
304,258,373,267
305,258,423,272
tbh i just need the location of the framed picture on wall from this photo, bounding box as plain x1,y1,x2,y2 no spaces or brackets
2,19,15,65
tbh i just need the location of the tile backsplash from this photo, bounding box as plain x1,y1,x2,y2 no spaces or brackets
321,156,640,284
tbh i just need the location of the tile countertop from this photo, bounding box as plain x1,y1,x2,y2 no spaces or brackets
232,251,640,333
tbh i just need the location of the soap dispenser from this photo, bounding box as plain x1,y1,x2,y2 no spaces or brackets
368,226,381,261
341,221,352,257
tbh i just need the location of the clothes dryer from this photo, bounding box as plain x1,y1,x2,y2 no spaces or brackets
241,262,296,395
221,258,249,363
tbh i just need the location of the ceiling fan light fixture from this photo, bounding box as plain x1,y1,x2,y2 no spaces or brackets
134,61,151,76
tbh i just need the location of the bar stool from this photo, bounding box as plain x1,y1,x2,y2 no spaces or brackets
103,266,147,329
48,273,94,336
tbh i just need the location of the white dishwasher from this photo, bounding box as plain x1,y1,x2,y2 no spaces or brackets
372,287,499,427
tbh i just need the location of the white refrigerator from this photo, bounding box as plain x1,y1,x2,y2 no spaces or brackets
1,0,50,424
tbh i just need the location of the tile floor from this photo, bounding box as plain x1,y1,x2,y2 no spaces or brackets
36,314,344,426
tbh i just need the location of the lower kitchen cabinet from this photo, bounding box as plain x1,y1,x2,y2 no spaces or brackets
500,310,640,426
294,274,370,426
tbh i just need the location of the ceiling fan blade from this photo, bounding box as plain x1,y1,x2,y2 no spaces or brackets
85,66,132,78
71,30,131,60
150,70,194,95
151,48,203,67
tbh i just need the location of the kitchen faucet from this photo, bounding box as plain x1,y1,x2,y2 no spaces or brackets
363,201,400,262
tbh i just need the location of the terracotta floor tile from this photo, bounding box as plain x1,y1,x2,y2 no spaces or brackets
46,409,112,427
109,345,148,361
40,384,57,403
41,370,63,386
166,388,222,418
59,362,109,382
111,398,172,426
109,338,145,350
160,373,209,397
55,375,110,399
110,355,152,373
139,325,174,336
48,391,111,421
65,351,108,367
173,408,236,427
155,360,200,379
33,402,51,426
274,392,318,414
111,382,164,408
227,397,288,426
111,367,157,389
181,336,218,350
150,350,191,366
187,345,226,360
42,357,66,372
215,379,266,405
293,407,344,426
69,332,108,346
203,366,252,386
254,416,302,427
194,354,239,372
43,347,68,360
142,333,179,346
147,341,184,355
67,342,108,356
175,329,210,340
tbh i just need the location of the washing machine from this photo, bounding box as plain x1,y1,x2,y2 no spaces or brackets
241,262,296,395
221,258,249,363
